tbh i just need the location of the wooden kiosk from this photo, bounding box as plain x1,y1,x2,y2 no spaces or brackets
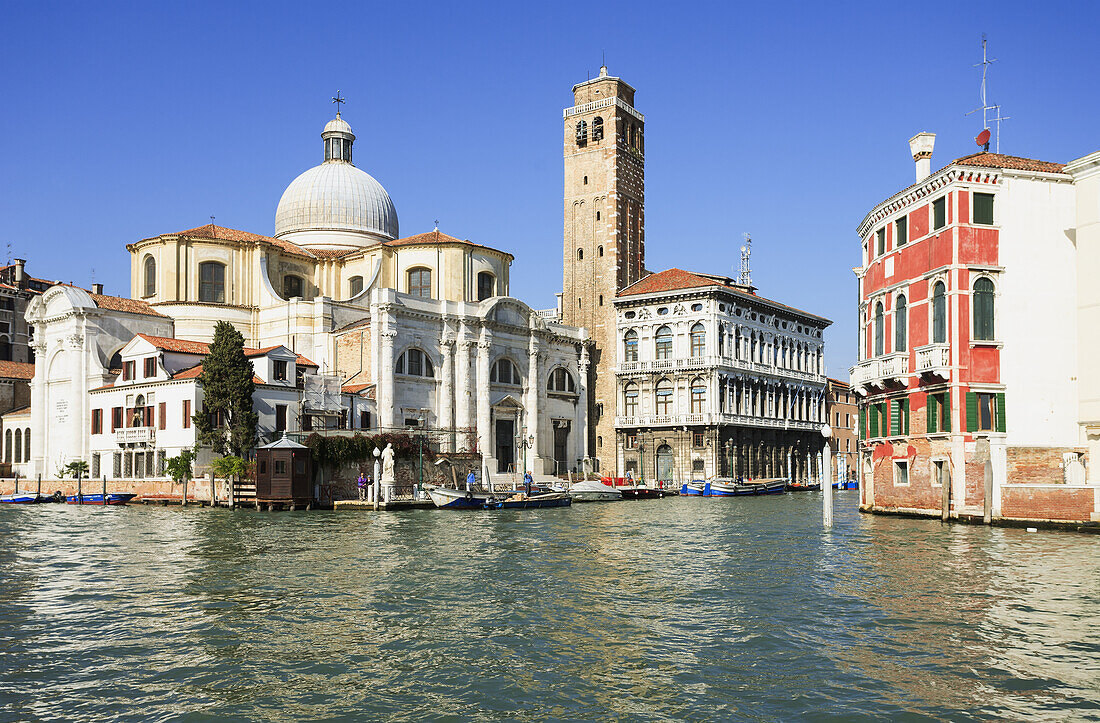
255,437,313,509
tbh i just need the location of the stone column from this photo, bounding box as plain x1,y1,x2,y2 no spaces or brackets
439,330,455,451
378,328,397,430
526,337,541,473
455,327,472,450
29,339,47,478
476,331,491,465
577,345,590,473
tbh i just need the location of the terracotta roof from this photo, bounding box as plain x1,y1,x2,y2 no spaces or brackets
342,382,375,394
827,377,851,388
88,293,167,317
952,152,1066,175
136,334,213,355
243,345,319,367
2,404,31,417
172,363,263,384
617,268,831,324
0,361,35,380
383,229,513,258
150,224,314,258
309,248,356,259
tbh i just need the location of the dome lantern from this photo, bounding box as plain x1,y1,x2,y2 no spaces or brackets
322,112,355,164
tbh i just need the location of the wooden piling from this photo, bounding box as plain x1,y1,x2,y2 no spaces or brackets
102,476,107,506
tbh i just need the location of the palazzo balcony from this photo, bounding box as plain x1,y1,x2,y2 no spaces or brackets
115,427,154,444
615,413,821,432
615,355,825,384
915,343,951,380
849,352,909,394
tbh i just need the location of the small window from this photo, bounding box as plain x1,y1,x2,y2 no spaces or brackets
625,433,637,449
575,121,587,145
490,358,521,385
692,431,704,448
973,193,994,225
144,357,156,378
274,459,287,475
977,392,996,431
597,245,603,256
596,212,601,221
477,272,495,301
623,329,638,362
577,248,584,260
657,307,669,316
275,404,287,432
932,459,949,487
624,311,635,319
348,276,364,296
548,367,576,393
199,262,226,304
408,268,431,299
895,216,908,246
876,228,886,256
143,256,156,297
894,459,909,486
273,360,288,381
933,197,946,230
655,326,672,359
599,295,603,306
691,303,702,312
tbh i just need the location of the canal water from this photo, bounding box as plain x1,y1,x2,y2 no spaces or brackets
1,494,1098,722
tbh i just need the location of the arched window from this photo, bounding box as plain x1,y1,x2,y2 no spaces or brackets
577,248,584,260
655,378,673,415
548,368,576,393
733,329,741,360
490,358,521,386
592,116,604,141
623,329,638,362
477,272,495,301
13,429,21,464
575,120,587,145
348,276,364,296
198,262,225,303
283,275,303,299
3,430,10,463
143,256,156,297
597,245,604,257
974,277,995,340
655,326,672,359
718,327,725,357
932,281,947,343
407,268,431,299
0,338,10,361
623,382,639,416
23,429,29,463
690,377,707,413
751,333,758,362
874,301,884,357
690,323,706,358
132,395,145,428
895,295,907,352
395,348,434,378
629,124,637,147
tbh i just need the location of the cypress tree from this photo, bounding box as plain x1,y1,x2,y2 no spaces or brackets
193,321,258,456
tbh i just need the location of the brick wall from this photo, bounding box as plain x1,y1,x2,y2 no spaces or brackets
335,327,371,383
1006,446,1080,485
1000,485,1097,521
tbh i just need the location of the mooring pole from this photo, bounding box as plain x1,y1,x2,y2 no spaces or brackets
77,473,82,504
36,474,41,499
102,476,107,505
821,425,833,528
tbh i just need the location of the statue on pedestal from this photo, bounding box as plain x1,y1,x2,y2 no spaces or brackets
381,443,396,503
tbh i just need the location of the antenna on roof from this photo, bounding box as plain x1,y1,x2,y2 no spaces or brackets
965,34,1009,153
739,233,752,287
210,215,215,226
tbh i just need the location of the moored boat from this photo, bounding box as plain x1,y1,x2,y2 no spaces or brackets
0,493,38,504
787,481,821,491
66,493,137,505
684,478,787,496
832,479,858,490
567,480,622,502
680,481,709,496
619,485,676,499
424,485,572,510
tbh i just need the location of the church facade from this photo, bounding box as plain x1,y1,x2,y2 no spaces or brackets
26,111,590,480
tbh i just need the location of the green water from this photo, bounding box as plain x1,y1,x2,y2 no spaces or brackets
1,494,1098,721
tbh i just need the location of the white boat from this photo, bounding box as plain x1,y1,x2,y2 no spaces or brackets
566,480,622,502
424,484,572,510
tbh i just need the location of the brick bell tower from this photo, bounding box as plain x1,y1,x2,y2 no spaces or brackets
562,65,645,474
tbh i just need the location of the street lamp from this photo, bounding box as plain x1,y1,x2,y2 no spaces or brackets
821,424,833,527
637,442,646,487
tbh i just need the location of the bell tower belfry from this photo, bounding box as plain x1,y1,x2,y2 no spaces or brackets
562,65,645,472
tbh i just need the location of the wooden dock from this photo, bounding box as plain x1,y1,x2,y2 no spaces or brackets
333,499,435,511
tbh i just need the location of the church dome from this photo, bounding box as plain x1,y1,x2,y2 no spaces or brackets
274,113,399,247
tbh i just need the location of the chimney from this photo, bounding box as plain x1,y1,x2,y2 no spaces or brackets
13,259,25,287
909,132,936,182
92,283,104,295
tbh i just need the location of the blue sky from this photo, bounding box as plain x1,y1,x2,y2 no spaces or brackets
1,1,1096,374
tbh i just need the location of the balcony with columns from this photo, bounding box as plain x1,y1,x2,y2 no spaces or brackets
615,355,825,383
915,343,951,380
849,352,909,394
614,413,822,432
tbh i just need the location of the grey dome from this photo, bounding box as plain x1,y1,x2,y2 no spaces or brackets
274,162,399,241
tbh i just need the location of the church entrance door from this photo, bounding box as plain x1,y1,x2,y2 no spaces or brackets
553,422,570,475
495,419,515,473
656,444,674,483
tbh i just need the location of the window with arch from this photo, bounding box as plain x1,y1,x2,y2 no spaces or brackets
132,395,146,427
623,329,638,362
592,116,604,141
597,245,604,257
0,338,10,361
690,323,706,358
199,262,225,303
143,256,156,297
655,326,672,359
874,301,885,357
623,382,639,416
629,123,636,147
477,272,495,301
974,277,995,340
690,378,707,413
3,429,9,463
490,358,521,386
407,268,431,299
655,378,673,415
932,281,947,343
13,429,21,464
577,248,584,260
23,429,29,463
575,120,587,145
395,348,434,377
548,367,576,394
895,295,907,352
348,276,364,296
283,275,303,299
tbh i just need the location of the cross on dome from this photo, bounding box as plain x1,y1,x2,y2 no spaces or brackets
332,90,345,117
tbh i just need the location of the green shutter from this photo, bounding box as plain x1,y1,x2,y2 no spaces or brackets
966,392,978,432
891,400,901,437
904,399,910,435
926,394,937,433
942,392,951,433
996,393,1006,433
870,405,879,438
859,407,866,439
